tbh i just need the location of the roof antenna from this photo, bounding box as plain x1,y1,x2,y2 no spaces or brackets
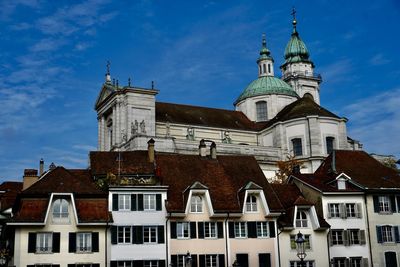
105,60,111,83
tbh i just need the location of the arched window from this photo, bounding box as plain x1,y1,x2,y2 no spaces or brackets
296,210,308,227
190,195,203,213
53,199,69,219
326,136,335,154
256,101,268,121
303,93,314,100
107,118,113,149
246,195,257,212
268,64,271,73
262,64,266,74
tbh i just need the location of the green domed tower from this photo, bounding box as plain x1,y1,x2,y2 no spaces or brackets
280,9,322,104
235,35,299,122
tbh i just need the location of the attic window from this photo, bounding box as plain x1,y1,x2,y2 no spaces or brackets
246,195,257,212
52,198,69,221
295,210,308,228
190,195,203,213
337,179,346,190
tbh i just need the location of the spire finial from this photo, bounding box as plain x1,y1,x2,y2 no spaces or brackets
262,33,266,48
291,7,297,33
105,60,111,83
128,77,131,87
151,81,154,89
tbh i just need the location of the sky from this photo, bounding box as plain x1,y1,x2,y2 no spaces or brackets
1,0,399,181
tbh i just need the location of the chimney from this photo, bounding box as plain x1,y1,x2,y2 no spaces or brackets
39,158,44,175
147,138,155,163
199,139,206,157
23,169,38,190
210,142,217,159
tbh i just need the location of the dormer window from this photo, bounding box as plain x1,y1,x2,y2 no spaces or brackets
337,179,346,190
190,195,203,213
295,210,308,227
52,198,69,221
246,195,257,212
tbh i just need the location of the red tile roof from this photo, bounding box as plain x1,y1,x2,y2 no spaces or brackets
156,102,267,131
13,167,108,223
0,182,22,211
290,173,363,193
316,150,400,189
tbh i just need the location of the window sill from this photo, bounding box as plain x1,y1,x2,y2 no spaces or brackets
35,251,53,254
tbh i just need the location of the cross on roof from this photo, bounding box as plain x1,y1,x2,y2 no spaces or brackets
291,7,296,20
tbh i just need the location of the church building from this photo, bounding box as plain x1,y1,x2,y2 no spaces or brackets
94,15,362,180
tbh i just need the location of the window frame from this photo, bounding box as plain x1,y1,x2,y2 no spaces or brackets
256,222,269,238
346,203,357,218
379,196,391,213
117,226,131,244
36,232,53,253
382,225,394,243
52,198,69,221
143,260,159,267
176,222,190,239
143,226,158,244
190,195,203,213
205,254,218,267
291,138,303,157
204,222,217,239
118,194,131,211
256,101,268,122
329,203,341,218
245,195,257,212
326,136,335,154
295,210,308,228
234,222,247,238
144,194,156,211
331,229,344,245
76,232,92,253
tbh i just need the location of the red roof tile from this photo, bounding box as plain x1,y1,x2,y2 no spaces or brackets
12,198,48,222
0,182,22,211
316,150,400,189
156,102,267,131
75,199,110,223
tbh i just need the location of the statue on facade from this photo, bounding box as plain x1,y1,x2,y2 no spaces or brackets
186,127,195,140
165,122,171,137
121,129,127,142
222,131,232,144
140,120,146,134
131,120,138,135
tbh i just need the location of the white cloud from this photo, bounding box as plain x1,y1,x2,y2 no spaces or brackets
343,88,400,158
369,53,390,66
30,38,66,52
319,59,353,83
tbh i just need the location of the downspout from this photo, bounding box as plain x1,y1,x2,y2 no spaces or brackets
277,228,282,267
327,228,331,267
166,213,170,267
105,219,109,267
225,212,230,266
364,194,373,267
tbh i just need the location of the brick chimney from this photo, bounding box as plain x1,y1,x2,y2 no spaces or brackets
210,142,217,159
199,139,206,157
39,158,44,175
147,138,155,163
23,169,38,190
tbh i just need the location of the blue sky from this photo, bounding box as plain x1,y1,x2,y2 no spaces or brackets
1,0,399,181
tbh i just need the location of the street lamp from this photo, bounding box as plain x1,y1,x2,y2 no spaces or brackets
185,251,192,267
295,231,307,267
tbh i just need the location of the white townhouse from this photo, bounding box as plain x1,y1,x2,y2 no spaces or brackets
9,167,109,267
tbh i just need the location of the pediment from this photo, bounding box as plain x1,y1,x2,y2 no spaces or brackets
95,83,116,109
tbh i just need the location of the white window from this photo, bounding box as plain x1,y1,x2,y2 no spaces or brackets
350,258,362,267
206,255,218,267
349,229,360,245
290,234,311,250
292,138,303,156
177,222,190,239
295,211,308,227
246,195,257,212
382,225,394,242
118,194,131,211
118,226,131,244
53,199,69,219
176,255,186,267
190,195,203,213
379,196,391,213
77,232,92,252
256,222,268,237
290,261,314,267
346,203,356,218
118,262,132,267
234,222,247,238
144,194,156,211
36,232,52,253
256,101,268,121
333,258,346,267
144,260,158,267
143,226,157,243
204,222,217,238
329,203,341,218
331,230,344,245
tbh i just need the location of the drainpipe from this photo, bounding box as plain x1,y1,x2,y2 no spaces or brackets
277,228,282,267
166,213,170,267
105,215,109,267
225,213,230,266
327,228,331,267
364,194,374,267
